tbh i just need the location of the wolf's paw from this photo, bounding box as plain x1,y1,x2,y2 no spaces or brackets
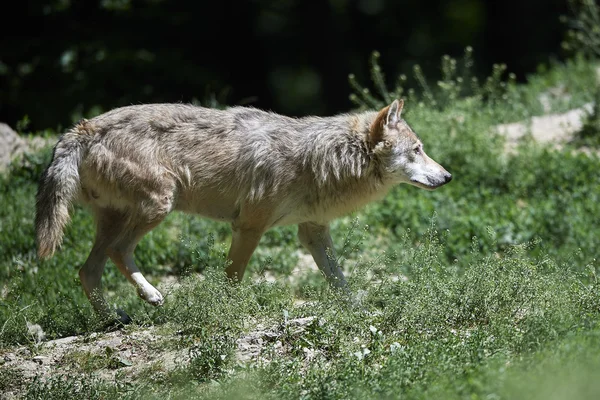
116,308,133,324
101,308,132,331
138,285,164,306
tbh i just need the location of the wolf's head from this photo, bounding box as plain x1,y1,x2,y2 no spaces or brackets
369,99,452,190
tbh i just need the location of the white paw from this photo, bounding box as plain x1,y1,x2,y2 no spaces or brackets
138,285,164,306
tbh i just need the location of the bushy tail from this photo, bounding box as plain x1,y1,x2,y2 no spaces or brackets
36,131,85,258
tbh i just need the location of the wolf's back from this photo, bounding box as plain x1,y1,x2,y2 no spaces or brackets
36,127,88,258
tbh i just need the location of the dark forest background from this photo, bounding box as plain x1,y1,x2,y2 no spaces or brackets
0,0,575,131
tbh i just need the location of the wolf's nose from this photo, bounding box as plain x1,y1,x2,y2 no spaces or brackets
444,173,452,183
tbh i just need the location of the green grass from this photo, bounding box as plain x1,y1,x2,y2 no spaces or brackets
1,51,600,399
16,239,600,399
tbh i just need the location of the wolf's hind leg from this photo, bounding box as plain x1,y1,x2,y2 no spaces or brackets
107,217,166,306
297,222,347,288
80,208,127,322
80,247,111,318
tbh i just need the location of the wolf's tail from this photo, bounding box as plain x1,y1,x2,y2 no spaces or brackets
36,128,88,258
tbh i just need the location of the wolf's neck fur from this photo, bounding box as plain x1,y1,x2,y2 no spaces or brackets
291,110,393,217
297,110,382,186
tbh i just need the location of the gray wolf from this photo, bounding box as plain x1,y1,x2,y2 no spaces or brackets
36,99,452,323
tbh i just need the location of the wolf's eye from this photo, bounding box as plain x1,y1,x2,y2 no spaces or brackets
413,145,422,155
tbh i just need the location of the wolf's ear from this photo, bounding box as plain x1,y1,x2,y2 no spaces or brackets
369,99,404,145
386,99,403,127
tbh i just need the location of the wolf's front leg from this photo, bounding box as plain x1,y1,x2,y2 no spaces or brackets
225,226,265,281
297,222,347,288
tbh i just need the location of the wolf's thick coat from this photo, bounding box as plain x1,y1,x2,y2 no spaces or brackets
36,100,451,322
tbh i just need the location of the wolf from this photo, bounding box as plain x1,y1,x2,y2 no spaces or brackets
35,99,451,323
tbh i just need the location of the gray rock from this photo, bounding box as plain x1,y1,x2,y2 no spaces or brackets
0,123,27,170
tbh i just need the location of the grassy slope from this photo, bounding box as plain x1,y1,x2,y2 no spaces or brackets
0,54,599,399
